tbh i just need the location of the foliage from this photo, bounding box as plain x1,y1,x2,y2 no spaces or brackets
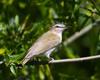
0,0,100,80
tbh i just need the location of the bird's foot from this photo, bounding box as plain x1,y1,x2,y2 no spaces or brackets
49,57,54,61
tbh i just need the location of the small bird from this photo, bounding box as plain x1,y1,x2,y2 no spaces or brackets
21,23,66,65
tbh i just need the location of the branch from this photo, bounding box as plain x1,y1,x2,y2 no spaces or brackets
49,55,100,64
64,19,100,45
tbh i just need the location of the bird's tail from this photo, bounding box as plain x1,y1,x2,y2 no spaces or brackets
21,57,30,65
21,51,33,65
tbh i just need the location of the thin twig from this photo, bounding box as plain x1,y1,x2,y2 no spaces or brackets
49,55,100,64
64,19,100,45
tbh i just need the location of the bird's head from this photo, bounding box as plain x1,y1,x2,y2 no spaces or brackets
51,23,66,33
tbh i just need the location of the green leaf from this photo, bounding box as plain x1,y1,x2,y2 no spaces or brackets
10,64,16,76
15,15,19,26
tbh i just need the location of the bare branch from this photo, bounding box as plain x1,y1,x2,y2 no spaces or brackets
64,19,100,45
49,54,100,64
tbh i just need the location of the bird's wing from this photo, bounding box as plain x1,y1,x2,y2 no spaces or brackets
21,31,61,65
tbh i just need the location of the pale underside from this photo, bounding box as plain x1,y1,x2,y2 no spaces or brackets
21,31,61,65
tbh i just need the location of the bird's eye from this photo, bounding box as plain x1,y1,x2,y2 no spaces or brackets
56,26,60,28
56,26,63,28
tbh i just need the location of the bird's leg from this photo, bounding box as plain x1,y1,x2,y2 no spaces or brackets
44,48,55,61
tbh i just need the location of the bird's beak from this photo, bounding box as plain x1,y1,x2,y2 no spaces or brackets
63,26,68,30
64,26,71,30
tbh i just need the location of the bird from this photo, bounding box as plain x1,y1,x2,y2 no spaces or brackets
21,23,66,65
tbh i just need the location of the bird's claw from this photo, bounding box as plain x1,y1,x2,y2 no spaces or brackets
50,57,54,61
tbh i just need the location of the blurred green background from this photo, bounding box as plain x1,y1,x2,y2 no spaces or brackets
0,0,100,80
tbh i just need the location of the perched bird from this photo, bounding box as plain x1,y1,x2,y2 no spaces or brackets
21,23,66,65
